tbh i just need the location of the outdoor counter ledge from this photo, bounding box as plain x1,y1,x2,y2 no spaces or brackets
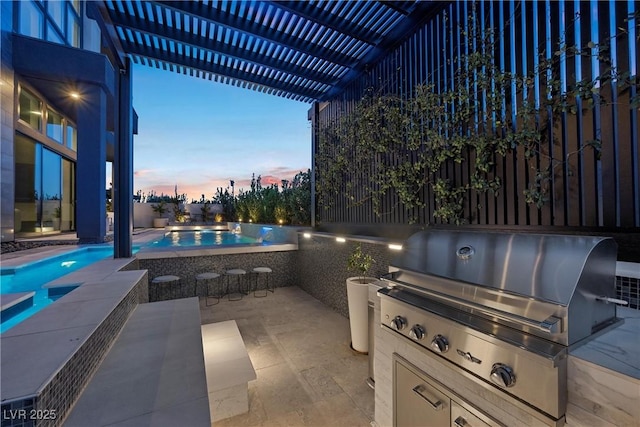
134,242,298,259
566,306,640,426
0,260,147,423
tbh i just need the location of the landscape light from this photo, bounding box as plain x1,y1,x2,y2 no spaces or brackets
388,244,403,251
303,233,311,239
336,237,346,243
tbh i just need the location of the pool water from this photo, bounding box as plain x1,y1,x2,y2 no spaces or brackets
1,231,268,333
0,246,116,333
148,230,262,247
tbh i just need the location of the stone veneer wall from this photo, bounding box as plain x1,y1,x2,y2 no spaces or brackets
0,271,148,427
0,1,15,242
295,235,395,317
139,249,298,302
118,258,140,271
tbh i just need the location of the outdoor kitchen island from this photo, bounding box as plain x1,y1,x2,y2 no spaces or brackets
373,291,639,427
370,230,639,427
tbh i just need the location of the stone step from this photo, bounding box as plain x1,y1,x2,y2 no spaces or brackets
201,320,257,422
0,291,35,322
64,298,210,426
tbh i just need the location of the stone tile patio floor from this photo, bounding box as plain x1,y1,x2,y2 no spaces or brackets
200,286,374,427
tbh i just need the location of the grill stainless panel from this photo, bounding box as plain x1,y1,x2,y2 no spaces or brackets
380,293,567,418
386,230,619,346
379,230,621,424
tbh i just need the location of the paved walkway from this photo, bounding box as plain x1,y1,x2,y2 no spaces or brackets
200,286,374,427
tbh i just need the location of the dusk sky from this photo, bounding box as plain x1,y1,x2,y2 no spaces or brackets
118,64,312,202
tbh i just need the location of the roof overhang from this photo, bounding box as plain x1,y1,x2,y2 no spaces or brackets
13,34,116,126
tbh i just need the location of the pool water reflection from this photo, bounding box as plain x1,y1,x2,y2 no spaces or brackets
148,230,262,248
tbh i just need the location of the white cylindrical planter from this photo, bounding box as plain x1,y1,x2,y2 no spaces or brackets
153,218,169,228
346,277,375,353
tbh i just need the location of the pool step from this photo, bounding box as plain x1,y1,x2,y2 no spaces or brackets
0,292,35,323
44,283,81,301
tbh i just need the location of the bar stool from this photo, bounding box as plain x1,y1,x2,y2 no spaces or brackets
225,269,247,301
195,272,222,306
151,275,181,301
252,267,273,297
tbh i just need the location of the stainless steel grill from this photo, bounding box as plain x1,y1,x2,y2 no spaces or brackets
378,230,623,424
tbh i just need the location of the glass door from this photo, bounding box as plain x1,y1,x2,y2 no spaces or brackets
61,158,75,231
41,148,61,231
14,133,71,235
14,134,40,233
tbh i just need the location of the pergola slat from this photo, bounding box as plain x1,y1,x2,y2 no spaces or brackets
102,0,439,102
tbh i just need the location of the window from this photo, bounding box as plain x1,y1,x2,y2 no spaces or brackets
20,84,77,150
66,10,80,47
66,124,77,151
46,108,64,143
18,0,82,48
19,1,44,39
19,87,42,131
47,22,65,44
47,0,64,33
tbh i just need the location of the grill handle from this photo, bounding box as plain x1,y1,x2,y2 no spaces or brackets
381,277,563,334
411,385,443,410
596,296,629,305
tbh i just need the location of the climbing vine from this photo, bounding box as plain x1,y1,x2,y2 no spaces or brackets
315,8,639,224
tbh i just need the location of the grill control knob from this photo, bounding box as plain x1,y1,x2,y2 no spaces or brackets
408,325,425,341
490,363,516,388
430,335,449,353
390,316,407,331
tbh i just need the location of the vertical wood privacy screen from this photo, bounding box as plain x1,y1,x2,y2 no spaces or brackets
314,0,639,229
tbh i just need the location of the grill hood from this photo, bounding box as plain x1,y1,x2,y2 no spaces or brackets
385,230,620,346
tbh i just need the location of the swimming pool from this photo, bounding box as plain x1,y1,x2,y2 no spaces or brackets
147,230,263,248
1,229,284,332
0,246,116,333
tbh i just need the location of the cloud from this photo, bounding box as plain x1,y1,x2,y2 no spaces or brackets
260,175,280,186
134,169,155,177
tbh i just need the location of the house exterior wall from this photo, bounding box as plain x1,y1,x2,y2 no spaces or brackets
1,1,15,242
0,1,130,244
